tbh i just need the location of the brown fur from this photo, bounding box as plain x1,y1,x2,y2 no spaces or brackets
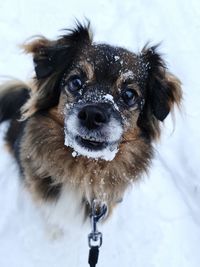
20,112,152,202
0,22,182,220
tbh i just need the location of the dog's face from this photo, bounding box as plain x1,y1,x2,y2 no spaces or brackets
60,44,148,160
22,22,182,162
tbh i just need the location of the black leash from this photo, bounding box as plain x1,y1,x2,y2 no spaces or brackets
88,246,99,267
88,200,107,267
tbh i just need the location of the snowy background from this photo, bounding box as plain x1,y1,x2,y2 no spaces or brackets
0,0,200,266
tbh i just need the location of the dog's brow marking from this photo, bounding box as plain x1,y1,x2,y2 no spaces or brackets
79,61,94,80
116,71,134,91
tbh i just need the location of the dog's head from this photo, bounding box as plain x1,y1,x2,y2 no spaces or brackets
22,22,182,161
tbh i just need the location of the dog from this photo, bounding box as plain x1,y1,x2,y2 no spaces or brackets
0,21,182,226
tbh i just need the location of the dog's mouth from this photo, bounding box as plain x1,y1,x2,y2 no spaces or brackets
76,135,107,151
64,130,120,161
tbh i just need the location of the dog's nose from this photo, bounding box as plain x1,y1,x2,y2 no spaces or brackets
78,105,109,129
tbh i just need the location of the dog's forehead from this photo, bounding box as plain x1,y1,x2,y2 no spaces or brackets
91,44,134,63
77,43,149,84
85,44,135,71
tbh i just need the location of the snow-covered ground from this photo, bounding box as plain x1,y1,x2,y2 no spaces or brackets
0,0,200,266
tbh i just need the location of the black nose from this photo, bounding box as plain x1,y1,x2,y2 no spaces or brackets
78,105,110,129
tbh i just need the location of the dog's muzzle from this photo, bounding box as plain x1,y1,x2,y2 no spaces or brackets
76,104,110,150
64,101,123,161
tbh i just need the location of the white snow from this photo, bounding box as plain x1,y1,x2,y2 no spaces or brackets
102,93,119,111
102,93,114,102
65,134,119,161
72,151,78,157
114,55,120,61
122,70,134,79
0,1,200,267
64,125,120,161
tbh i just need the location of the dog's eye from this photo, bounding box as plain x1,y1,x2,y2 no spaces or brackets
67,76,83,93
122,89,138,107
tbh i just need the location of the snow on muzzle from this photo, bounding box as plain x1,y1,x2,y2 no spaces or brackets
64,100,123,161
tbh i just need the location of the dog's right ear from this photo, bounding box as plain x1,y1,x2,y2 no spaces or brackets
23,21,93,80
21,21,92,119
23,37,57,79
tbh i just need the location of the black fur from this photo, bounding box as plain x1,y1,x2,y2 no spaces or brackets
33,21,91,80
142,45,173,121
0,85,30,170
0,87,30,122
36,176,62,200
62,20,91,45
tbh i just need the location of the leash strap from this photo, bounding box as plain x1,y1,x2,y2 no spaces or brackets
88,246,99,267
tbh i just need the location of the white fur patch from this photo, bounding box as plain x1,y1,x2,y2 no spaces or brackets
102,94,119,111
39,186,89,235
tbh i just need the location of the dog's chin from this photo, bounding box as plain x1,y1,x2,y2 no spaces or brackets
64,134,119,161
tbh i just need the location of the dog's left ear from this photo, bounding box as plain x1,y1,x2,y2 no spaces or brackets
141,45,182,121
24,38,64,80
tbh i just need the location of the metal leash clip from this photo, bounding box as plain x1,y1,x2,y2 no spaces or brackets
88,199,107,248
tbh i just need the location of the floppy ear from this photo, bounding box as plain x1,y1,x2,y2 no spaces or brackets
23,21,92,80
23,37,57,79
141,45,182,121
21,21,92,118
